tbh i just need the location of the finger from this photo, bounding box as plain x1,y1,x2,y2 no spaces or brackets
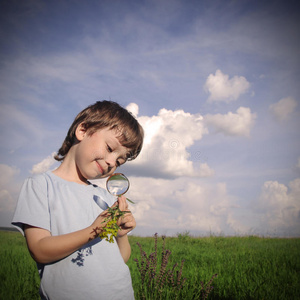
100,208,110,218
120,210,133,219
120,220,136,230
119,216,131,225
120,215,135,226
118,195,128,211
110,201,119,208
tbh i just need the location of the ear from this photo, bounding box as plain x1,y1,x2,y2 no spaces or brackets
75,123,87,141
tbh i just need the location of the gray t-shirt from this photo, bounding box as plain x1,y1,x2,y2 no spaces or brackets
12,171,135,300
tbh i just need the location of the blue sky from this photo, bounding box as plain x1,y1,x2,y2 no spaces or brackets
0,0,299,237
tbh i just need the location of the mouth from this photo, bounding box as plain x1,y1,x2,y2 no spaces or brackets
95,160,105,175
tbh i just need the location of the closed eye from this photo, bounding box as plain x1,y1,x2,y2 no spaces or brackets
107,144,113,153
107,144,121,167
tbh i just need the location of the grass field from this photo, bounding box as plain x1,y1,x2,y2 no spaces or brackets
1,230,299,299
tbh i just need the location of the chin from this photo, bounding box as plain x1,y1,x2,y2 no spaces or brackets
93,173,111,180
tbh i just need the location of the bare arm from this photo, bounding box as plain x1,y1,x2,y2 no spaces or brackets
25,226,94,264
24,208,111,264
116,195,136,263
24,198,135,264
116,234,131,263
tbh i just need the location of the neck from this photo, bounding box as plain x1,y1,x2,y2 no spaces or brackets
53,148,88,185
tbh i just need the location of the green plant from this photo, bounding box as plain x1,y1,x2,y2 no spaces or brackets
132,233,218,300
177,230,191,241
134,233,186,299
98,205,130,243
3,231,300,300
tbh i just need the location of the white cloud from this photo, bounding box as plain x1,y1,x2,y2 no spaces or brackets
0,190,15,212
0,164,20,212
30,152,57,174
122,177,272,235
125,176,300,237
126,103,139,118
125,176,246,236
269,96,298,121
256,178,300,236
0,164,20,187
198,163,215,177
204,107,256,137
125,106,212,178
204,69,250,103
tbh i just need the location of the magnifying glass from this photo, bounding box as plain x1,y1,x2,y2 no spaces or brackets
106,173,134,203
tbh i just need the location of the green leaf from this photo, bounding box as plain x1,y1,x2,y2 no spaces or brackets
126,197,135,204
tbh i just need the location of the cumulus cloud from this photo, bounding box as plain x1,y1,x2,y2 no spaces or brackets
30,152,57,174
124,175,300,237
204,69,250,103
198,163,215,177
126,103,139,118
269,96,298,121
204,107,256,137
126,177,240,236
124,106,212,178
255,178,300,236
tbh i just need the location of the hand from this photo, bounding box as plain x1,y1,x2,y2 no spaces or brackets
117,195,136,237
90,202,119,238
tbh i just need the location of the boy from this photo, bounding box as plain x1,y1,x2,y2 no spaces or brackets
12,101,144,300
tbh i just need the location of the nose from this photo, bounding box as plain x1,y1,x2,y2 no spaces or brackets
105,153,117,168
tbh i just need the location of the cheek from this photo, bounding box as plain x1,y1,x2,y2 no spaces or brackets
74,142,91,168
77,138,97,160
91,149,106,160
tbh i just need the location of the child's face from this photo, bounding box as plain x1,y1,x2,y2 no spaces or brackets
75,126,129,180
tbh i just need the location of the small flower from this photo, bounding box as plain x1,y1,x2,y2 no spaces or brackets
98,205,129,243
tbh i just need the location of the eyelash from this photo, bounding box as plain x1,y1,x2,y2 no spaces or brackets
107,144,121,167
107,144,113,153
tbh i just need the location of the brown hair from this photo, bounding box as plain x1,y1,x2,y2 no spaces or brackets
54,100,144,161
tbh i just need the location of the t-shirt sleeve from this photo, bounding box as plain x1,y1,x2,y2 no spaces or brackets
12,175,50,236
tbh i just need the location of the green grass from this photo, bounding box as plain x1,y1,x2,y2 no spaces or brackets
129,234,300,299
1,231,299,299
0,231,40,300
